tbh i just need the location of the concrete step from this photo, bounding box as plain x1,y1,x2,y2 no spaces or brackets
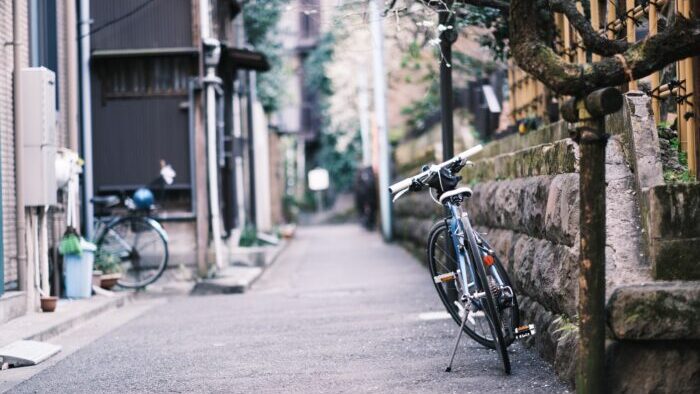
0,292,134,349
191,266,263,295
607,281,700,340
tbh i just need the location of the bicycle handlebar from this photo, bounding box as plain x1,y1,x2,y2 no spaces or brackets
388,144,483,195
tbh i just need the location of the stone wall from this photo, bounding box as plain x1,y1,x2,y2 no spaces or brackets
393,93,699,388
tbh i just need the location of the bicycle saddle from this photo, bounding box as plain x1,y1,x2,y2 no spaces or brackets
438,187,473,204
90,195,120,207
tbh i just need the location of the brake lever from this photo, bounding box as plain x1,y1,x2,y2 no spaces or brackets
392,188,409,203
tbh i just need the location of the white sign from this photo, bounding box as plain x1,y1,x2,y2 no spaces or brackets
308,168,330,191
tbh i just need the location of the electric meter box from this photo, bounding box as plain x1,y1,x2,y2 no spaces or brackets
21,67,57,206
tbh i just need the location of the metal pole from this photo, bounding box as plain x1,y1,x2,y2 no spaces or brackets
78,0,95,239
246,72,258,226
561,88,622,394
439,2,456,161
369,0,392,240
13,0,28,291
576,114,606,393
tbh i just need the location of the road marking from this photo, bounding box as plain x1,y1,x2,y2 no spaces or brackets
418,311,451,321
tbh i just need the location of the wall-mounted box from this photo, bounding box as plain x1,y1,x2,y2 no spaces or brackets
21,67,57,206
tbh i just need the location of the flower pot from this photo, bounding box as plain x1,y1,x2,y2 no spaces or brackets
100,273,122,290
93,270,103,288
40,296,58,312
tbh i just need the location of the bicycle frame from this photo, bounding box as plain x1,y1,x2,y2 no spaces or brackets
444,201,506,301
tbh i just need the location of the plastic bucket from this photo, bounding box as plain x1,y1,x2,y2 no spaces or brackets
63,240,97,298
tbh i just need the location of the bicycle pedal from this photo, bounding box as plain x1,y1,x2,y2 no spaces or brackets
514,324,536,339
434,272,456,284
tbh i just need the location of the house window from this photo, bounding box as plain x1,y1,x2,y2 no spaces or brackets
95,56,195,99
31,0,58,107
300,0,319,38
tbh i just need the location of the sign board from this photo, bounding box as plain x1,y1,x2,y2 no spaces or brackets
308,168,329,191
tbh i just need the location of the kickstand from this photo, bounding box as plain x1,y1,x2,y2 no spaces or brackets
445,308,469,372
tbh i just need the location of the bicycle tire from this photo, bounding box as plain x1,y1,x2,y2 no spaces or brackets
427,221,519,349
463,218,511,374
96,216,169,289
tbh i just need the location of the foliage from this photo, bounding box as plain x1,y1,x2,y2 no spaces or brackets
314,128,362,192
303,32,335,98
302,30,361,193
454,5,509,60
239,225,259,247
94,250,121,274
663,135,694,184
243,0,289,113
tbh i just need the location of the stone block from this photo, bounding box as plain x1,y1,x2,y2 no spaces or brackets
512,235,579,317
646,184,700,280
608,282,700,340
607,340,700,393
544,173,579,246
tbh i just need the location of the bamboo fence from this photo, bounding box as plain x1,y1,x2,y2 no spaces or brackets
508,0,698,177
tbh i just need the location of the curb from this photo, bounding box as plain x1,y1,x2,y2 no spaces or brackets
191,240,289,296
27,293,135,342
0,292,135,349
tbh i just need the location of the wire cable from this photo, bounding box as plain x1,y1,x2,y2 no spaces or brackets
79,0,157,39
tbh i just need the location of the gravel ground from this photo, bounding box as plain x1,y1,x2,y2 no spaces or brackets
10,224,570,393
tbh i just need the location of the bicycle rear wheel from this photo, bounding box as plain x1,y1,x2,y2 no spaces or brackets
427,221,519,349
464,219,511,374
427,220,515,373
96,216,169,289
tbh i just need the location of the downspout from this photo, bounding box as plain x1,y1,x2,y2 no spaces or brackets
245,71,257,226
78,0,94,238
13,0,28,291
65,0,79,151
200,0,224,271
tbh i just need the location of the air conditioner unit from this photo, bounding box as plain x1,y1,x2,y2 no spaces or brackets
21,67,57,207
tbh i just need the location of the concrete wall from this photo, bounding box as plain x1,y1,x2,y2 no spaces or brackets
393,93,700,389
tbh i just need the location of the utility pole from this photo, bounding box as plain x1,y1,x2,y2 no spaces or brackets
438,1,457,161
561,87,622,394
369,0,391,241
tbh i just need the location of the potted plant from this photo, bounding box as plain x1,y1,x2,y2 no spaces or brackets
94,250,122,290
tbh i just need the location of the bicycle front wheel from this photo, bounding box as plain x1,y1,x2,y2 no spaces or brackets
96,216,169,289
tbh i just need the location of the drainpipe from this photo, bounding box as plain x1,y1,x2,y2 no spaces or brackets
13,0,27,292
200,1,224,271
65,0,79,151
245,71,257,226
78,0,94,238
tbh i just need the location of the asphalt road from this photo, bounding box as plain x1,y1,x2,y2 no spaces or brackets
9,224,570,393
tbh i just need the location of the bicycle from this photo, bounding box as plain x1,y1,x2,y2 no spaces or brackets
389,145,534,374
90,163,175,289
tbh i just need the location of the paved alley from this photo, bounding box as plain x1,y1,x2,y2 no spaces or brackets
8,225,569,393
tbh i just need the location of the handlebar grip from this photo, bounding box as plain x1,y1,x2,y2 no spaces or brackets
389,178,413,194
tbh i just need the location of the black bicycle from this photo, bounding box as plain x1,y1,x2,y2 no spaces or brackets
91,163,175,289
390,146,533,374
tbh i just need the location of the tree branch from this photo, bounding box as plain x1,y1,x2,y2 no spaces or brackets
510,0,700,96
549,0,629,56
454,0,510,13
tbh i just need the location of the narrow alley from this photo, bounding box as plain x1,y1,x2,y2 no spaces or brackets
6,225,568,393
